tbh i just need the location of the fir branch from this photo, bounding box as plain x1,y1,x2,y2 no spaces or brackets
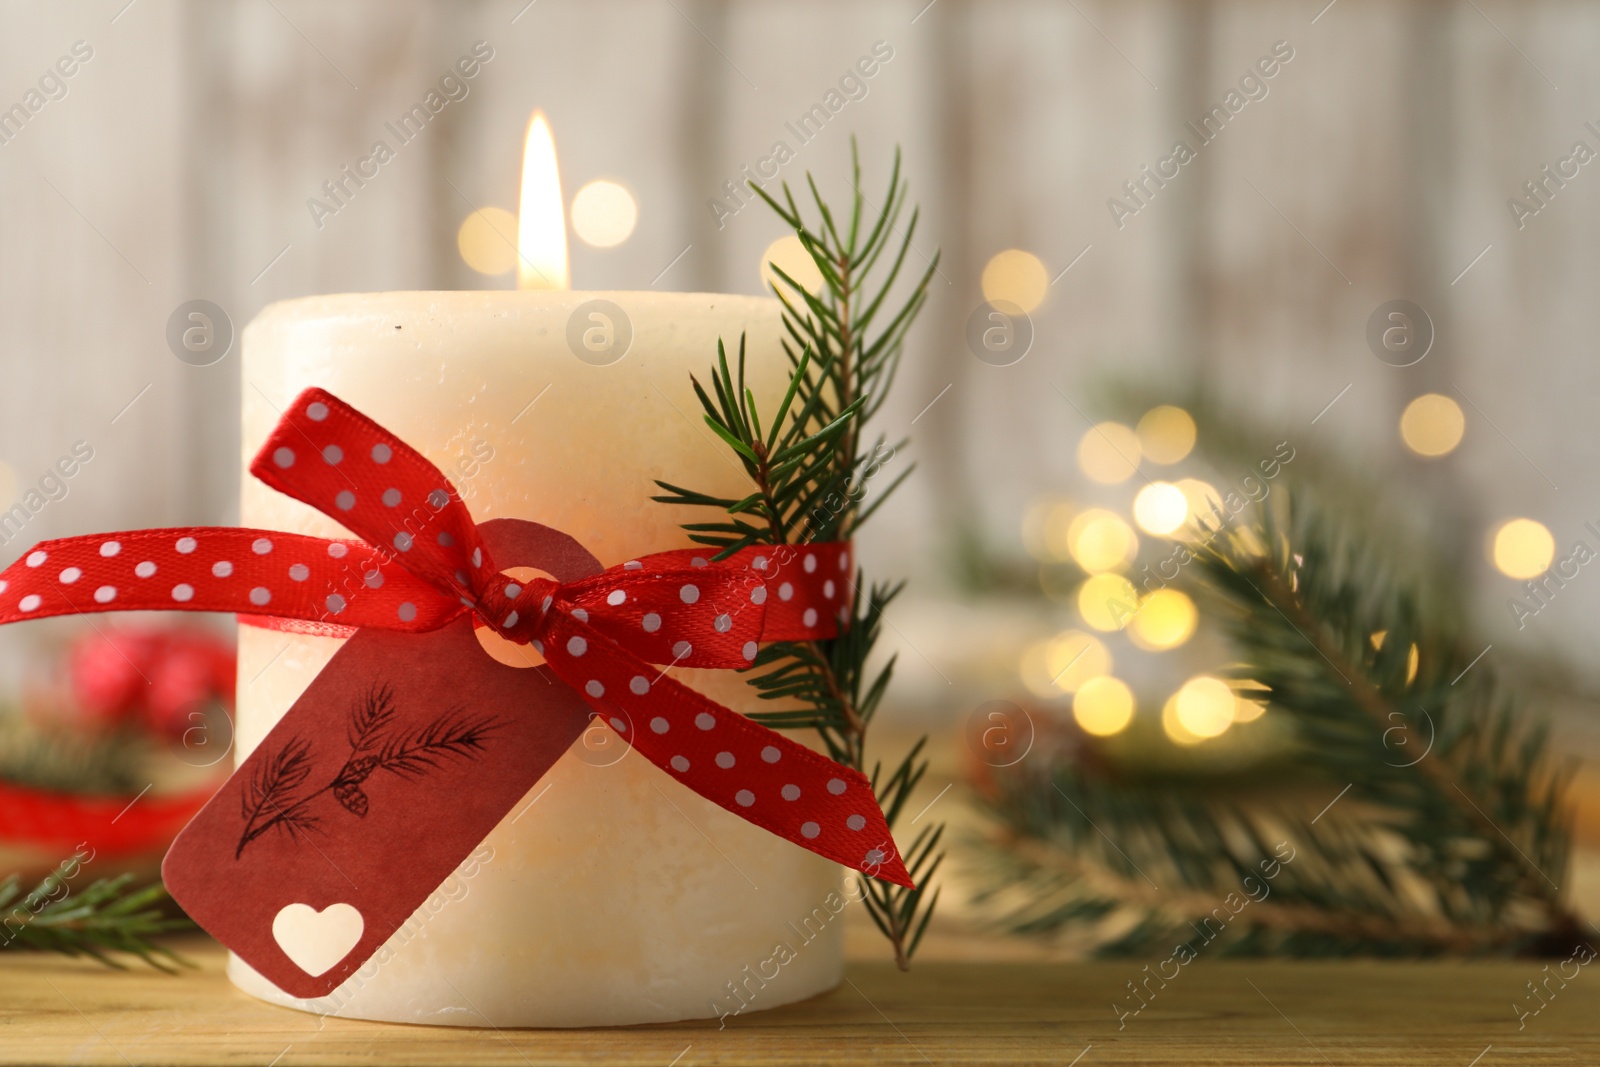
1191,492,1576,936
653,142,941,970
0,871,191,970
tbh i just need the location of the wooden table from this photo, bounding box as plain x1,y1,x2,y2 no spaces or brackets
1,938,1595,1065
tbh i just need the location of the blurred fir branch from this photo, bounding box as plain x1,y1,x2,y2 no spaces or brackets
973,488,1579,956
654,142,942,969
1093,379,1600,715
0,867,191,970
0,714,150,795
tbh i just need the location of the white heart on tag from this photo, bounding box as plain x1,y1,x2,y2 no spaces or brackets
271,902,364,977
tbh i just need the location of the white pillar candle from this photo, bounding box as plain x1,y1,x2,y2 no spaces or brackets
229,290,846,1027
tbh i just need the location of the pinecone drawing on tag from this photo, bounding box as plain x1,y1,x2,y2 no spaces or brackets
332,754,380,816
333,781,370,817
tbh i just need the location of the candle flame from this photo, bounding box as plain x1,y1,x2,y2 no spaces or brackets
517,111,569,290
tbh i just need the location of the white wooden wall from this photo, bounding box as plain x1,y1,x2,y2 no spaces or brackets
0,0,1595,688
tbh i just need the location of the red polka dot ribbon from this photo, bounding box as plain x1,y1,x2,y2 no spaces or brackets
0,388,913,888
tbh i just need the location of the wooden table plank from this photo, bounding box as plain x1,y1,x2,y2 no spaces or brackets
1,938,1596,1065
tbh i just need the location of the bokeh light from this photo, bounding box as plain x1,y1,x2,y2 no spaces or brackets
1172,676,1235,740
457,206,519,275
1174,478,1223,533
1020,630,1111,696
1233,680,1269,723
1078,573,1139,632
761,234,825,293
570,179,638,248
1067,509,1138,573
981,249,1049,313
1128,588,1197,651
1077,422,1142,484
1491,518,1554,579
1136,406,1197,464
1161,694,1204,746
1133,482,1188,536
1399,393,1465,458
1073,676,1135,737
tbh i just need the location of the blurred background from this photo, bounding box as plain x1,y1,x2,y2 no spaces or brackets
1,0,1598,957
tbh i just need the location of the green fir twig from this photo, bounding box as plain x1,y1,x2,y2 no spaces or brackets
654,142,941,969
0,869,191,970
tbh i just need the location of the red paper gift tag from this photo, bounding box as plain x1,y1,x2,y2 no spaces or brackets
162,520,601,998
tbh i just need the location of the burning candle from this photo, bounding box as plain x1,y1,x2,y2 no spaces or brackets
229,113,845,1027
516,112,568,291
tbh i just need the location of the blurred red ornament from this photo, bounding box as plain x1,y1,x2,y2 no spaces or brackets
67,627,234,739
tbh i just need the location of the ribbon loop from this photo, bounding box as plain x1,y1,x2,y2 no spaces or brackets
250,388,498,607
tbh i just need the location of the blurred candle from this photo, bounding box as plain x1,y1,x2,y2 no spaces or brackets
228,112,843,1027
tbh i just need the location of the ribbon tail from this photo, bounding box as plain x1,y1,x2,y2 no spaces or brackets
538,611,915,889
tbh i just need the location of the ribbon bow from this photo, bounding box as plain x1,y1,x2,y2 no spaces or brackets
0,388,913,888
